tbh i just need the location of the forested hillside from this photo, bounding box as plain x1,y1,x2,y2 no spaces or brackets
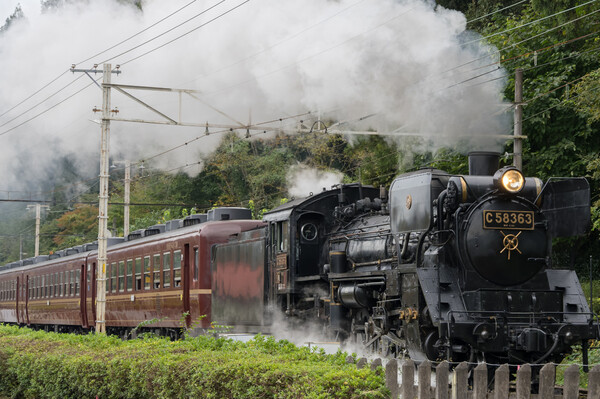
0,0,599,276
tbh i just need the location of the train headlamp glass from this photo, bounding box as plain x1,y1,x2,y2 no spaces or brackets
494,167,524,194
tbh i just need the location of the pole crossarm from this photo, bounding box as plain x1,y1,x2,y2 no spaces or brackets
111,86,178,124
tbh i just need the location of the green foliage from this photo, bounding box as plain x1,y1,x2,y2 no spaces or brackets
556,342,600,388
0,325,388,399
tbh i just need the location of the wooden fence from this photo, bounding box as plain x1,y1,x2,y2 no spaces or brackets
348,356,599,398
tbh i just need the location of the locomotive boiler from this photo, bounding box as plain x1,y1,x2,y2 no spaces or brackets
250,152,598,364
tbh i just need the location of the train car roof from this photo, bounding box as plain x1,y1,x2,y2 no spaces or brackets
0,218,264,275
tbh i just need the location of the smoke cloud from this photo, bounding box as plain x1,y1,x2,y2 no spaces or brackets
0,0,509,194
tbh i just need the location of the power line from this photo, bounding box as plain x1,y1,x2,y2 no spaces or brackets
462,0,599,47
467,0,528,24
99,0,227,64
120,1,250,66
0,75,85,129
76,0,200,66
440,5,600,76
0,70,70,119
0,79,97,137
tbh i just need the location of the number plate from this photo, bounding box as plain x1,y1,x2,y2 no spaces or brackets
483,210,534,230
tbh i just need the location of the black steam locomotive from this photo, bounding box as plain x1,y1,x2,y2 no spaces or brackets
214,152,598,365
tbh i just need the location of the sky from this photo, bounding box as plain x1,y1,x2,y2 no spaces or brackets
0,0,509,197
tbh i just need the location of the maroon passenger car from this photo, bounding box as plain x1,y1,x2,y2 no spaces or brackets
0,208,265,336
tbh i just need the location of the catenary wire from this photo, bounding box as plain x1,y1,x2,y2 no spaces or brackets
119,1,250,66
98,0,227,64
76,0,200,66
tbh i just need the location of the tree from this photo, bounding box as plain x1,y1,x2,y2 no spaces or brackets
0,4,24,33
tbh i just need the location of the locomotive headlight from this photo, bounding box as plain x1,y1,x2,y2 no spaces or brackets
494,167,525,194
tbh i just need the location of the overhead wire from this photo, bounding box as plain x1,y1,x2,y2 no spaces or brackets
466,0,528,24
0,70,70,119
75,0,200,66
0,78,98,138
438,4,600,77
461,0,599,47
99,0,227,65
0,74,85,129
119,0,251,66
0,0,211,134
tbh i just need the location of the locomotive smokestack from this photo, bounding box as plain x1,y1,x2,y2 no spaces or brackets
468,151,500,176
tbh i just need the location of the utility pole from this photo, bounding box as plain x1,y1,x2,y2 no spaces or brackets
112,160,131,237
513,68,523,170
124,160,131,238
95,63,114,334
71,63,121,334
26,203,49,257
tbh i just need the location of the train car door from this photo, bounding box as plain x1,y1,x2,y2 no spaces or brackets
183,243,191,328
25,275,30,325
85,261,96,329
80,264,87,328
16,276,20,324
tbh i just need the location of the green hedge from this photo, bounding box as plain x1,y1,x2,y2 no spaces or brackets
0,325,387,399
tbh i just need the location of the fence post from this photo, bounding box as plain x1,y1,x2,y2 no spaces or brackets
589,365,600,398
451,362,468,399
563,364,580,399
371,358,382,372
516,364,531,399
386,358,399,399
473,363,488,398
357,357,367,369
538,363,555,398
494,364,509,399
401,359,415,399
435,361,449,399
418,360,431,399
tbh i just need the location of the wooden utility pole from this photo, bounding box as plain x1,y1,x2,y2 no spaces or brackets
513,68,523,170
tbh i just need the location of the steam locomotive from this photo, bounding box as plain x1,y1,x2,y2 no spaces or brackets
0,152,597,366
214,151,598,365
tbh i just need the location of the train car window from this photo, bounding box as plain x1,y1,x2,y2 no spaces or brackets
144,256,151,290
135,258,142,291
68,271,72,296
59,272,63,297
153,254,161,289
193,248,199,281
163,252,171,289
111,262,117,293
75,270,80,295
87,267,92,296
127,260,133,292
173,250,182,287
277,221,289,251
118,261,125,292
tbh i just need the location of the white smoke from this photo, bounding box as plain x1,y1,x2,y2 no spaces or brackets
0,0,509,193
287,164,343,198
